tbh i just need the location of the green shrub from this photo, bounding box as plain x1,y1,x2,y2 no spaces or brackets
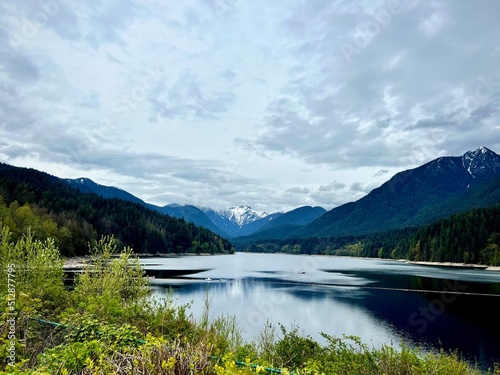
0,225,67,313
0,225,68,371
273,324,321,369
73,236,150,306
1,228,497,375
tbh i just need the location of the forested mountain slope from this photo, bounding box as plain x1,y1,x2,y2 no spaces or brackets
297,147,500,238
0,163,233,256
239,205,500,266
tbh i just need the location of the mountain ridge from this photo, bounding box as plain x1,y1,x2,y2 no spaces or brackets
62,178,323,238
0,162,234,255
294,146,500,238
212,205,270,227
13,146,500,242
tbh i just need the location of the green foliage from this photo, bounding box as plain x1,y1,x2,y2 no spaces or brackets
0,225,69,371
129,293,195,340
255,321,276,364
199,290,245,356
296,169,500,239
36,319,143,373
129,334,214,374
0,163,234,256
482,233,500,266
36,307,213,374
65,316,142,348
239,205,500,266
273,324,321,369
73,236,150,307
402,205,500,264
38,339,104,374
0,225,67,312
298,334,488,375
64,236,198,343
0,228,497,374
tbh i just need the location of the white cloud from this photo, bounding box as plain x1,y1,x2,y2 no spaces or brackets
419,12,450,37
0,0,499,212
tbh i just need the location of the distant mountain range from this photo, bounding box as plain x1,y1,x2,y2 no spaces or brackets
65,178,146,205
63,178,326,238
0,164,233,256
229,147,500,244
294,146,500,238
199,205,270,236
24,146,500,242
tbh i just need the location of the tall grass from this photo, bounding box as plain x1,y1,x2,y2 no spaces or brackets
1,227,498,374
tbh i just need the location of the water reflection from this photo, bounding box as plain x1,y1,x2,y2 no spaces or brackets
147,253,500,370
152,278,404,350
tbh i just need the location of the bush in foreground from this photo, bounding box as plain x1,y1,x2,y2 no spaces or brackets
1,226,499,374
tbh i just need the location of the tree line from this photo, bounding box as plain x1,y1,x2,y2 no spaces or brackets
2,226,492,373
0,164,234,256
239,205,500,266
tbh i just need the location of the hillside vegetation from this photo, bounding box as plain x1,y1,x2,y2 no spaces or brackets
0,163,233,256
1,227,498,374
294,148,500,239
239,205,500,266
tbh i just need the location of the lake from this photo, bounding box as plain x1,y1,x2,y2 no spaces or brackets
142,253,500,370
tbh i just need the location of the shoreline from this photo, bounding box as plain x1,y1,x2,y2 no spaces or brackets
237,252,500,272
403,260,500,271
350,257,500,272
62,252,233,268
62,252,500,272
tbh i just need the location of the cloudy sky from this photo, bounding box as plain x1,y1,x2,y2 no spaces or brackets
1,0,499,212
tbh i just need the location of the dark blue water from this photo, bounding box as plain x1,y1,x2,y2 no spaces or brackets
143,253,500,370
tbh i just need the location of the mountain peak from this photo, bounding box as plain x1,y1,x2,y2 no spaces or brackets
215,205,269,227
462,146,500,179
66,177,94,185
224,205,253,213
63,177,145,205
464,146,496,157
297,147,500,238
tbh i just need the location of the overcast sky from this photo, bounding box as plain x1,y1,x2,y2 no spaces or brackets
1,0,499,212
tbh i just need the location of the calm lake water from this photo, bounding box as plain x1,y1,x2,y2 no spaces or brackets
142,253,500,370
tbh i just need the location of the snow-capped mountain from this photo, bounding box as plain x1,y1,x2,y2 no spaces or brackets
215,205,269,227
297,146,500,238
462,146,500,179
200,205,271,236
62,146,499,241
